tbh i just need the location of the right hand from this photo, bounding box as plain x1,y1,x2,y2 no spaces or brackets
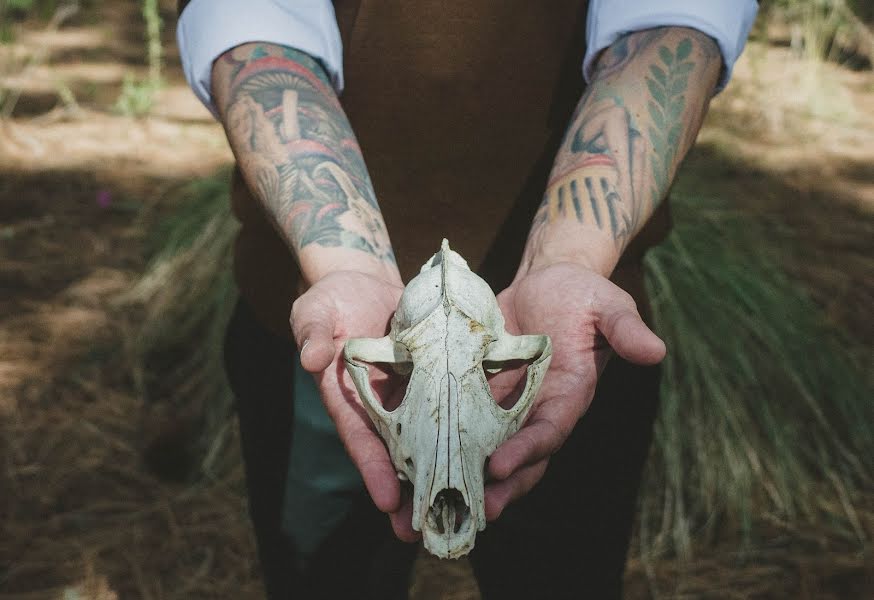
484,262,665,519
289,270,420,542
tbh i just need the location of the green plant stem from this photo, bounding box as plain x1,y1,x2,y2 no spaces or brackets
142,0,162,86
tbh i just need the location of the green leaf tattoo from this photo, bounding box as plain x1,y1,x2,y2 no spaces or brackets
646,38,695,209
676,38,693,62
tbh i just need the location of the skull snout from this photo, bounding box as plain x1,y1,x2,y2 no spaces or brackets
427,488,472,536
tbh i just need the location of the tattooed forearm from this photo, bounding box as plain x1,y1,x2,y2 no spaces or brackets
536,97,644,244
212,43,396,270
523,28,721,274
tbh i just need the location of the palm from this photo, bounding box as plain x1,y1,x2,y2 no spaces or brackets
484,263,666,519
304,273,402,406
497,267,607,410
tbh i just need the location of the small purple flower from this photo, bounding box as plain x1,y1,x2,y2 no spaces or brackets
96,190,112,208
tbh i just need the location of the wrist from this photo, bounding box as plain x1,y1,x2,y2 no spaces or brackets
298,246,403,288
516,221,620,281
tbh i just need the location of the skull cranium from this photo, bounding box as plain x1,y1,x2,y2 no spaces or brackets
343,240,552,558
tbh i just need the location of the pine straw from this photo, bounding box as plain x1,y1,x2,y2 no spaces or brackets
1,371,262,599
1,173,256,598
625,513,874,599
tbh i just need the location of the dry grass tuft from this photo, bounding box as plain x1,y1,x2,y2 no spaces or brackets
640,188,873,561
115,173,240,481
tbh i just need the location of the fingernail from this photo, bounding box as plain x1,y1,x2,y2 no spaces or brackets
301,339,310,354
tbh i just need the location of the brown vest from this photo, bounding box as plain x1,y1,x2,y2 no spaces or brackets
225,0,670,337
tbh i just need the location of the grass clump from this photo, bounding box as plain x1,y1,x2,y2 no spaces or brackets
118,171,239,480
640,191,873,561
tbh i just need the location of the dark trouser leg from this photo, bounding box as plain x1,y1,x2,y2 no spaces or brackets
300,493,419,599
469,358,661,600
224,300,417,599
224,300,298,598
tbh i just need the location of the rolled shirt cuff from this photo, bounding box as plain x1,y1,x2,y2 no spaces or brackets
583,0,759,92
176,0,344,118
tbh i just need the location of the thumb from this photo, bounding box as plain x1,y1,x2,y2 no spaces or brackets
290,294,337,372
598,304,666,366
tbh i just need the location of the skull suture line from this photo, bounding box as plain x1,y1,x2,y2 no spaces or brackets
344,240,552,559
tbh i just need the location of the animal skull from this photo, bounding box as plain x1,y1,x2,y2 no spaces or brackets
343,240,552,558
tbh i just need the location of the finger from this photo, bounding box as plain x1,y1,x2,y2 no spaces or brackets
335,416,401,514
598,304,666,366
388,488,421,543
488,416,570,480
319,360,400,514
484,458,549,521
290,295,337,372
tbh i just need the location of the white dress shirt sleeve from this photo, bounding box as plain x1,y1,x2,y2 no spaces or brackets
584,0,759,92
177,0,758,118
176,0,344,117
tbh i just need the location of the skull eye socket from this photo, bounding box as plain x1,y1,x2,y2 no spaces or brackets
482,358,534,409
354,360,413,412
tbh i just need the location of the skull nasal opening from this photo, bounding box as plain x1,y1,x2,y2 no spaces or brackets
427,489,471,535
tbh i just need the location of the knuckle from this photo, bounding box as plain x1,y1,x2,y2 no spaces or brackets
519,429,541,458
290,296,304,316
538,419,568,456
613,287,637,311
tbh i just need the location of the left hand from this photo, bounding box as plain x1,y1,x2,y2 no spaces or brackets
483,262,666,520
289,270,419,542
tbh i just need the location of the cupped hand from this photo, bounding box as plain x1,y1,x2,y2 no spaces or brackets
484,262,666,519
289,270,420,542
